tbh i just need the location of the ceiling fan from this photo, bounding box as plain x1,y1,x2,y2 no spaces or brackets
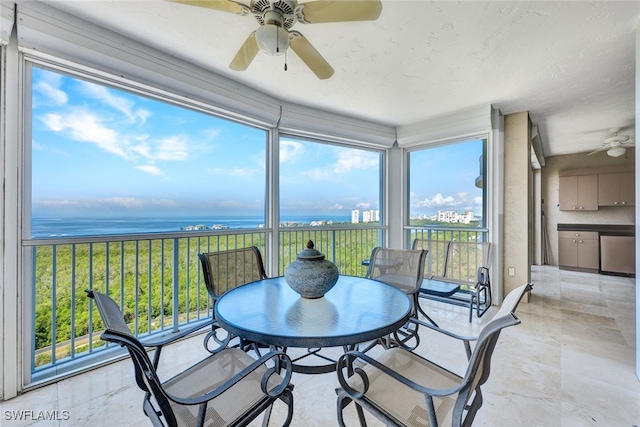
169,0,383,79
587,128,636,157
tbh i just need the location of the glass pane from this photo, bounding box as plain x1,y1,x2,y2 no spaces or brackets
31,66,266,237
279,137,382,225
408,139,485,227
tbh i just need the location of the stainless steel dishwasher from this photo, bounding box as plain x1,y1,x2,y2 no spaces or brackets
599,235,635,276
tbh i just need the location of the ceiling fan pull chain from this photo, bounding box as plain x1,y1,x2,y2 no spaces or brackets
284,51,288,71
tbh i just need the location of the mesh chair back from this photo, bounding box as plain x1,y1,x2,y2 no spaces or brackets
411,238,451,278
86,290,178,424
494,282,533,318
452,309,521,421
444,241,493,284
367,247,427,295
199,246,267,299
461,283,531,390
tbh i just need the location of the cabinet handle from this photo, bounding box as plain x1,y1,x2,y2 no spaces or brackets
579,206,584,209
579,240,583,243
572,239,577,243
621,201,626,205
575,233,580,237
614,201,619,205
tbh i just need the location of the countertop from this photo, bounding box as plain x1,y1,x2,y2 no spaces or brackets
557,223,635,236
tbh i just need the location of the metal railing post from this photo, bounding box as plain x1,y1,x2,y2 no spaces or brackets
173,238,180,333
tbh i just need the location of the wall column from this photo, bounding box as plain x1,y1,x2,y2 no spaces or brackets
503,112,532,295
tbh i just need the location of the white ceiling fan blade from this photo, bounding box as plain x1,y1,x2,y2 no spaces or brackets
168,0,250,15
587,146,608,156
296,0,382,24
229,32,259,71
290,32,334,79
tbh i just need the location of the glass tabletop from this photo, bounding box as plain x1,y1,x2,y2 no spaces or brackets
215,275,412,349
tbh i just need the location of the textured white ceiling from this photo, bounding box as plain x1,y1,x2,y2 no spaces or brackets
42,0,639,157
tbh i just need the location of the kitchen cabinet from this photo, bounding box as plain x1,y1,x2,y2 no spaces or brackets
559,175,598,211
598,172,635,206
558,231,599,271
600,235,635,275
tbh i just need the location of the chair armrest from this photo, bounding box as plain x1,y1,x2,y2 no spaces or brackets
139,318,215,348
336,350,462,400
409,317,476,359
410,316,478,342
162,350,294,406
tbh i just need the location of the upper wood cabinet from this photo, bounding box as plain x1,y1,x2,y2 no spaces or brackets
598,172,635,206
559,175,598,211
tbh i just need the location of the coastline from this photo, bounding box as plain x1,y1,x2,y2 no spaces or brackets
30,215,354,238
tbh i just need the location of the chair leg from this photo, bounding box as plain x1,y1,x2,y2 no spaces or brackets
336,392,367,427
416,294,439,327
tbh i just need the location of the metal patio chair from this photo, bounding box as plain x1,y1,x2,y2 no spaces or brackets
414,239,495,323
417,282,533,360
443,241,494,321
365,247,427,350
335,283,532,427
199,246,268,352
87,289,294,427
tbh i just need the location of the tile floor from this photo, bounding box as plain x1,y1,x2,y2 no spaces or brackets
1,265,639,426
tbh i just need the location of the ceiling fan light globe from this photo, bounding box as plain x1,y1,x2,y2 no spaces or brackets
255,24,290,56
607,146,626,157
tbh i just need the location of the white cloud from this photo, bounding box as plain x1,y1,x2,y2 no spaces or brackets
40,111,130,159
34,80,68,106
79,81,151,123
334,150,378,173
416,192,463,208
102,197,145,209
93,197,179,209
356,202,371,209
202,128,221,142
217,200,246,208
34,199,80,206
280,140,304,163
40,109,194,166
299,148,379,181
208,167,260,177
133,136,188,161
136,164,164,176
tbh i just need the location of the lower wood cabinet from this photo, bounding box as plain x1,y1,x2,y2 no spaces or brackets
558,231,599,271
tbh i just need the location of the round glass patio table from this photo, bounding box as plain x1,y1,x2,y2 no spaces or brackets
215,275,412,374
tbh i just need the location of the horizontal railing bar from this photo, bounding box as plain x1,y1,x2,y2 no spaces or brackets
24,228,270,246
405,225,489,233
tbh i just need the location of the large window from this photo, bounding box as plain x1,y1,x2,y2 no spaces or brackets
408,139,486,228
279,136,382,225
30,66,267,237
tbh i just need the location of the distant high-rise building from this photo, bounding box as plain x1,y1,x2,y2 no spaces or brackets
437,209,476,224
351,209,360,223
362,209,379,223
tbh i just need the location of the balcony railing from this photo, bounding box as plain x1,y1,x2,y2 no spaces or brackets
406,225,489,277
25,224,383,382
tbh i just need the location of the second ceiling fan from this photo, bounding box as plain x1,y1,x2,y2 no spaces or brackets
171,0,383,79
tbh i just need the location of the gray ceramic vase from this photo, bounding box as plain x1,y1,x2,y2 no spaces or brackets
284,240,340,299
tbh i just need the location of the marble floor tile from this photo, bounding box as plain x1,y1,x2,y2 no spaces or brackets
1,266,638,426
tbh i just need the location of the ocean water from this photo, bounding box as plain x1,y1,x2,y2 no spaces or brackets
31,215,352,238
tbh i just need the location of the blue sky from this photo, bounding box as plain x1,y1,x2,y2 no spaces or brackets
31,66,482,219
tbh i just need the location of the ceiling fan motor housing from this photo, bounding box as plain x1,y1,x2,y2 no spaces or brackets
253,0,296,29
